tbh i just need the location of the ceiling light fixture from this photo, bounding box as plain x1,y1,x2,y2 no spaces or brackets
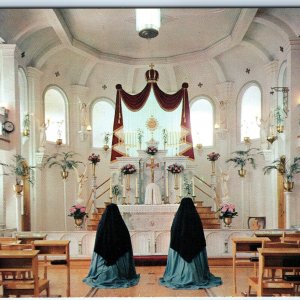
136,9,161,39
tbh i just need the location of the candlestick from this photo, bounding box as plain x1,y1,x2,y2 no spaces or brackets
135,177,139,197
109,180,112,198
192,177,195,196
123,178,126,197
179,176,182,196
166,175,169,197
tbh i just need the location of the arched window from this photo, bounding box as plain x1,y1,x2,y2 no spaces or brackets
240,84,261,142
44,87,68,144
92,99,114,148
190,97,214,147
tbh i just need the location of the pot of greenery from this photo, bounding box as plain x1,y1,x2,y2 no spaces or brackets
44,151,83,180
0,154,35,194
103,133,110,151
226,148,260,177
274,106,285,133
263,155,300,192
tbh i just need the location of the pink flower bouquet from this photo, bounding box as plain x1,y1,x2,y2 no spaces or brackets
217,202,238,219
68,204,88,219
207,152,220,161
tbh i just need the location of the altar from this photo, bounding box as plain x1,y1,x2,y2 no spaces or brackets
119,204,179,255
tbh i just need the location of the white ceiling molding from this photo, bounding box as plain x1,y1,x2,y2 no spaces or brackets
240,39,271,63
35,44,66,69
78,59,98,86
11,23,49,44
46,9,73,46
254,15,297,41
209,58,227,83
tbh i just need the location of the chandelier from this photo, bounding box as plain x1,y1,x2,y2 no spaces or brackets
136,9,161,39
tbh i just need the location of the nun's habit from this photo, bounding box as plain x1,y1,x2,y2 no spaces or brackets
83,203,140,288
159,197,222,289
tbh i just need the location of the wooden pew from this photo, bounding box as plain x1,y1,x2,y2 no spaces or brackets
0,250,50,297
248,247,300,296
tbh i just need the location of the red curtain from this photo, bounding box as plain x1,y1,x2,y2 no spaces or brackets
110,82,194,161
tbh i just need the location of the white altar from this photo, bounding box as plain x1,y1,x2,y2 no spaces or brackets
118,204,179,255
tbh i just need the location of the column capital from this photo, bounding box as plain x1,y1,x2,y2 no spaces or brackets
27,67,43,79
264,60,278,74
70,84,89,98
0,44,16,57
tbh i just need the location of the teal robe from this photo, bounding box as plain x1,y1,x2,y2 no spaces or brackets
159,248,222,289
83,251,140,289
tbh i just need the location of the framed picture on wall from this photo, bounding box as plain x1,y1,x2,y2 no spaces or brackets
248,217,266,230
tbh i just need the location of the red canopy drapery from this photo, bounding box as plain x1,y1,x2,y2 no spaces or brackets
110,69,194,162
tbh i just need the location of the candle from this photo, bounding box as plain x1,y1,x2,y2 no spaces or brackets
166,175,169,197
135,177,139,197
192,178,195,196
179,176,182,196
109,180,112,198
123,178,126,197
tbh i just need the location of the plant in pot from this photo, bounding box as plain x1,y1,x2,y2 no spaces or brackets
226,148,260,177
0,154,35,194
44,151,83,179
103,132,111,151
263,155,300,192
273,106,285,133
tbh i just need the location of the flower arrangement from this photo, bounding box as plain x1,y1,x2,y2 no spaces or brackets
162,129,168,146
137,128,144,148
207,152,220,161
217,202,238,219
167,163,184,174
121,164,137,175
146,146,158,156
88,153,100,165
68,204,88,219
112,184,121,196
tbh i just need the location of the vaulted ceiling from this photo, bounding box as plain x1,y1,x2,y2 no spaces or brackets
0,8,298,88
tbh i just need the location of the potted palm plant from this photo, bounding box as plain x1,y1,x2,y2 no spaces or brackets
263,155,300,191
0,154,35,194
44,151,83,179
226,148,259,177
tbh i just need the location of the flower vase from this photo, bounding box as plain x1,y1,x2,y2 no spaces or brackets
223,217,232,227
284,181,294,192
211,161,216,174
174,173,179,190
13,184,23,194
125,174,131,190
74,217,84,229
61,171,69,179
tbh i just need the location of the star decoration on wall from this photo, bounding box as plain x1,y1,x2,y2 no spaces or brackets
21,51,25,58
102,84,107,90
55,71,60,77
280,46,284,52
198,82,203,88
245,68,250,74
270,90,274,95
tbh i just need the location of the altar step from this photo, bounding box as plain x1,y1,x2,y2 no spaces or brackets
86,205,220,230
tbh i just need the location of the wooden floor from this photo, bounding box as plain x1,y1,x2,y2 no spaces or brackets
24,263,256,297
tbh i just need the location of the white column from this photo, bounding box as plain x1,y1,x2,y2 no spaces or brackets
285,191,295,229
27,67,43,231
15,194,22,231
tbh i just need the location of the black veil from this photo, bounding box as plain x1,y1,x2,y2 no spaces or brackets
170,197,206,262
94,203,133,266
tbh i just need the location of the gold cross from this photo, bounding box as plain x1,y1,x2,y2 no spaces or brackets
146,156,159,183
149,63,155,69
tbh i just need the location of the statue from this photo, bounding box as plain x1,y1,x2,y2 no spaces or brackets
73,164,88,205
219,169,230,202
39,121,49,151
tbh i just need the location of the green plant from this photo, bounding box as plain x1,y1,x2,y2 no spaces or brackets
226,148,259,170
274,106,285,124
112,184,121,196
263,155,300,182
0,154,35,184
137,128,144,146
103,132,110,145
183,176,192,196
162,129,168,145
44,151,83,172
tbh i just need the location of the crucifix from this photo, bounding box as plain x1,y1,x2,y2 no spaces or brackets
146,156,159,183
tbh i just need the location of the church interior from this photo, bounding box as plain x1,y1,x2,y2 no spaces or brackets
0,6,300,297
